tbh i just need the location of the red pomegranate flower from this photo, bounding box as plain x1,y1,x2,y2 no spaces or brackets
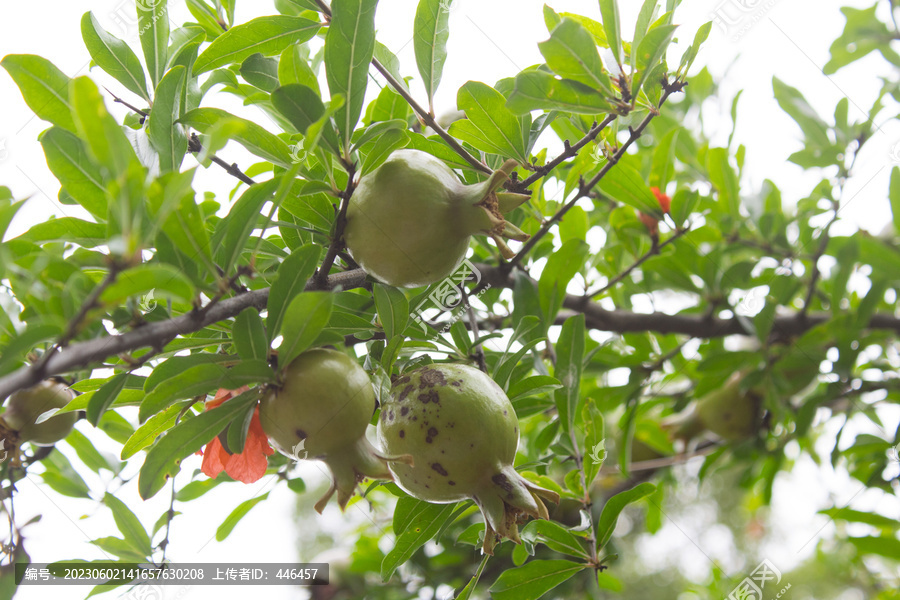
650,186,672,213
198,386,274,483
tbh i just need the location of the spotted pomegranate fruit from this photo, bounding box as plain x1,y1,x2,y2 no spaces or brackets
1,379,77,446
377,363,559,554
259,348,410,512
344,149,530,288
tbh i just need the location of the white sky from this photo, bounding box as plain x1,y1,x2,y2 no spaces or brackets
2,1,899,599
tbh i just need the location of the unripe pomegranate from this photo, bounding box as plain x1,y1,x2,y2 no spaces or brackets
377,363,559,554
663,372,761,442
259,348,409,512
344,149,530,288
1,380,78,446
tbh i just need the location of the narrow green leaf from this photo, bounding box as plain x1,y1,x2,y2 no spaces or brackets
553,314,585,433
523,520,591,559
360,129,409,175
38,127,107,221
507,70,614,115
121,402,185,459
180,107,293,166
849,536,900,561
889,167,900,234
266,244,322,342
167,25,206,70
597,162,664,217
193,16,320,74
234,307,269,361
633,23,677,93
1,54,75,132
80,12,149,102
489,559,586,600
382,501,459,581
772,77,831,147
582,398,606,486
65,429,118,474
596,482,656,548
104,493,152,558
374,284,409,339
16,217,107,247
138,388,259,499
215,179,279,273
147,66,187,173
138,0,169,88
706,147,740,218
99,264,196,307
277,292,334,370
324,0,378,150
216,493,270,541
87,373,129,426
538,239,590,322
240,53,280,91
70,76,139,177
598,0,623,66
278,45,320,92
413,0,452,109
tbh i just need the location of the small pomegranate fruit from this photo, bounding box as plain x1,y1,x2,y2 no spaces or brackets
1,379,78,446
344,149,530,288
259,348,409,512
377,363,559,554
664,372,761,442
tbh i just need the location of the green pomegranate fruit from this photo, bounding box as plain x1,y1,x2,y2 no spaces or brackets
259,348,410,512
344,149,530,288
664,372,761,442
377,363,559,555
1,379,77,446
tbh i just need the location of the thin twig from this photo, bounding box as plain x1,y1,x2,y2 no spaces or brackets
583,226,691,299
188,134,256,186
466,302,487,373
316,161,357,286
506,81,686,271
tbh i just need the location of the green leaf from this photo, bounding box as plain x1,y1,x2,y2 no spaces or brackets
582,398,605,486
138,388,260,499
277,292,334,370
772,77,831,148
523,520,591,559
216,493,270,541
820,507,900,530
80,12,149,102
66,429,119,474
1,54,76,132
139,360,274,422
271,83,326,134
138,0,169,88
167,25,207,71
38,127,107,221
104,493,152,558
890,167,900,235
360,128,409,175
374,284,409,339
489,559,586,600
266,244,322,342
553,314,585,433
87,372,129,427
649,128,678,190
382,500,459,581
849,536,900,561
234,307,269,361
597,162,663,217
120,402,186,459
633,23,677,94
538,18,613,94
180,107,292,167
278,45,319,92
214,179,279,273
99,264,196,307
538,239,589,322
193,16,320,74
507,70,614,115
147,66,188,173
706,147,740,218
450,81,528,163
596,481,656,548
70,76,139,177
324,0,378,150
240,53,280,91
413,0,452,109
598,0,623,66
41,450,92,499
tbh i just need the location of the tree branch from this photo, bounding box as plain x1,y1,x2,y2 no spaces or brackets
316,161,357,286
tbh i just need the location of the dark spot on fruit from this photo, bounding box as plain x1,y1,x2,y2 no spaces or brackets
451,380,461,387
418,368,446,389
470,443,474,448
428,427,438,438
399,430,405,438
419,390,439,404
431,463,448,476
503,410,508,416
395,375,410,386
295,429,307,439
448,480,456,486
492,473,513,494
412,416,418,421
448,422,455,428
380,411,387,421
400,407,409,416
399,385,413,402
389,411,394,421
